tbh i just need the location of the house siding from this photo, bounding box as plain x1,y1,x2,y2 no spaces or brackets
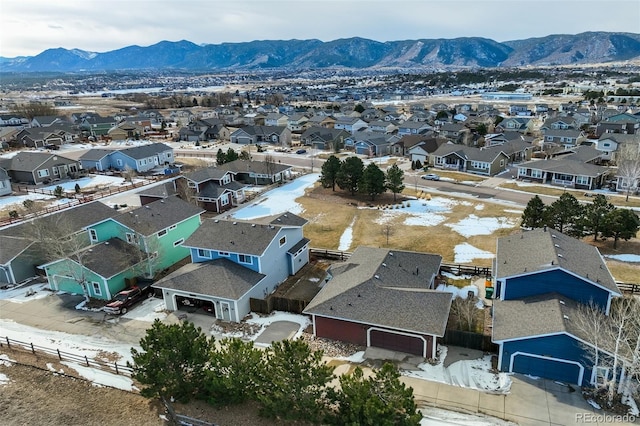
500,334,594,386
315,316,368,346
503,269,610,310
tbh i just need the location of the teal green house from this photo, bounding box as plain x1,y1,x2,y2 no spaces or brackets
42,196,204,300
41,238,147,300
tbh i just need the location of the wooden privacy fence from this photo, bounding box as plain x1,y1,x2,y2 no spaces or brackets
439,330,498,353
0,335,133,377
250,295,310,315
440,263,492,277
309,248,352,261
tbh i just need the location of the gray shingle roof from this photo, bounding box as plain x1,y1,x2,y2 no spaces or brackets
0,236,33,264
79,149,113,162
1,202,118,239
117,143,172,160
183,218,281,256
152,258,265,300
183,166,232,183
304,247,451,336
218,159,292,176
518,158,608,177
495,228,620,295
492,293,593,343
6,152,77,172
80,237,145,279
114,197,204,236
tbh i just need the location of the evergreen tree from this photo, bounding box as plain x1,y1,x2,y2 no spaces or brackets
411,160,416,171
205,338,264,406
336,156,364,196
255,340,334,422
216,148,226,165
226,148,239,163
331,363,422,426
415,159,423,170
129,320,213,402
582,194,615,241
545,192,583,235
521,195,546,229
320,155,342,191
360,163,386,201
386,164,405,202
602,208,640,249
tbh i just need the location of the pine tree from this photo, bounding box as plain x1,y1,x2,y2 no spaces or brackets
360,163,386,201
216,148,226,165
226,148,239,163
129,319,213,402
545,192,583,235
602,208,640,249
521,195,546,229
386,164,405,202
320,155,342,191
582,194,615,241
336,156,364,195
331,363,422,426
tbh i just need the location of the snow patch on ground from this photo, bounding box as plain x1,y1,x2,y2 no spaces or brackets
0,354,16,366
231,173,319,219
370,196,458,227
605,254,640,263
61,361,136,392
0,283,52,303
420,406,517,425
446,215,516,238
245,311,312,341
436,284,478,299
454,243,495,264
121,297,167,322
0,373,9,386
503,209,524,214
338,217,355,251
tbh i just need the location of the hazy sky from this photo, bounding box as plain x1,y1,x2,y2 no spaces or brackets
2,0,639,58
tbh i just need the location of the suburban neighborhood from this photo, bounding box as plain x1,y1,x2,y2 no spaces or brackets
1,61,640,425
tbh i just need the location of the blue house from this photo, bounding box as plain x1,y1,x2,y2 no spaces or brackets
79,143,174,173
152,212,310,322
491,228,622,386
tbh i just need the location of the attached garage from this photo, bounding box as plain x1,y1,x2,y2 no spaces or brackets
510,352,584,385
369,328,427,357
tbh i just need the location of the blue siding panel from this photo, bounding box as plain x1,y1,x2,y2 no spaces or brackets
513,355,581,384
500,334,593,386
504,269,609,310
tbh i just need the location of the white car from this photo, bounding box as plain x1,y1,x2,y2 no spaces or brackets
421,173,440,181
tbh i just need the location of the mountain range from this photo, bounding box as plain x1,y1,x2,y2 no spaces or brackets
2,32,640,73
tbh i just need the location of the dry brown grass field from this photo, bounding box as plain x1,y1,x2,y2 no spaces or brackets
499,182,640,208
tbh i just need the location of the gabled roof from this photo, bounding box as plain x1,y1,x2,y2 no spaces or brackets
5,151,78,172
495,228,619,295
113,197,204,236
252,212,308,227
304,247,451,336
0,236,34,264
183,218,284,256
218,159,292,176
492,292,593,343
113,143,172,160
518,158,607,177
183,166,234,184
75,237,145,279
79,148,113,162
1,201,118,239
152,258,265,300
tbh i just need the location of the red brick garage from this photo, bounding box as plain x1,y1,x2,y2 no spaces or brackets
314,316,435,358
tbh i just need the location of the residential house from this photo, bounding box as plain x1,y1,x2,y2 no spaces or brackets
79,149,113,172
85,196,204,273
397,121,432,136
30,116,66,128
593,134,638,162
107,143,175,173
540,117,577,131
79,115,119,137
392,135,444,157
0,202,118,286
333,117,368,134
0,167,11,196
366,120,397,134
300,127,350,151
264,113,289,127
516,158,609,190
354,135,393,157
496,117,532,133
180,166,246,213
107,122,144,140
492,228,622,386
541,129,584,149
230,126,292,146
430,144,510,176
286,114,309,132
438,123,470,145
304,246,451,357
306,115,336,129
0,115,29,127
218,159,293,185
0,151,81,184
153,212,310,322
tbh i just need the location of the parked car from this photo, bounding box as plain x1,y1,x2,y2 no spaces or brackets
421,173,440,181
295,149,307,154
103,279,154,315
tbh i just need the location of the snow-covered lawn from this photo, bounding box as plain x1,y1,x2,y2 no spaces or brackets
338,217,356,251
446,214,516,238
371,197,469,227
453,243,495,264
605,254,640,263
0,192,55,210
39,175,146,192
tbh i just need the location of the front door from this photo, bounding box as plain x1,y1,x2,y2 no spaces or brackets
221,302,231,321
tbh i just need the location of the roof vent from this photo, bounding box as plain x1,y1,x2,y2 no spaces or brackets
552,234,557,238
104,242,109,245
558,254,563,258
382,263,387,267
251,224,256,227
145,206,150,209
214,219,219,223
554,244,560,248
232,222,237,225
389,252,393,256
563,315,569,320
559,300,565,305
374,275,380,279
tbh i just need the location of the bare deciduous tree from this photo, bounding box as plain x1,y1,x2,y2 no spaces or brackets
615,144,640,202
450,294,479,332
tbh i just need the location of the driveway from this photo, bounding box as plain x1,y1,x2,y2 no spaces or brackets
253,321,300,345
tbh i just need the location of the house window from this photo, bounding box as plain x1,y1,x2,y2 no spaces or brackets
279,236,286,246
576,176,590,185
173,238,184,247
603,142,610,148
531,170,543,179
53,168,59,176
238,254,252,264
169,225,177,231
197,249,211,258
157,229,167,237
37,169,50,178
500,159,506,167
595,366,609,386
89,229,98,242
92,282,101,296
219,251,230,257
556,173,573,182
126,233,139,244
220,196,229,206
518,167,527,175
